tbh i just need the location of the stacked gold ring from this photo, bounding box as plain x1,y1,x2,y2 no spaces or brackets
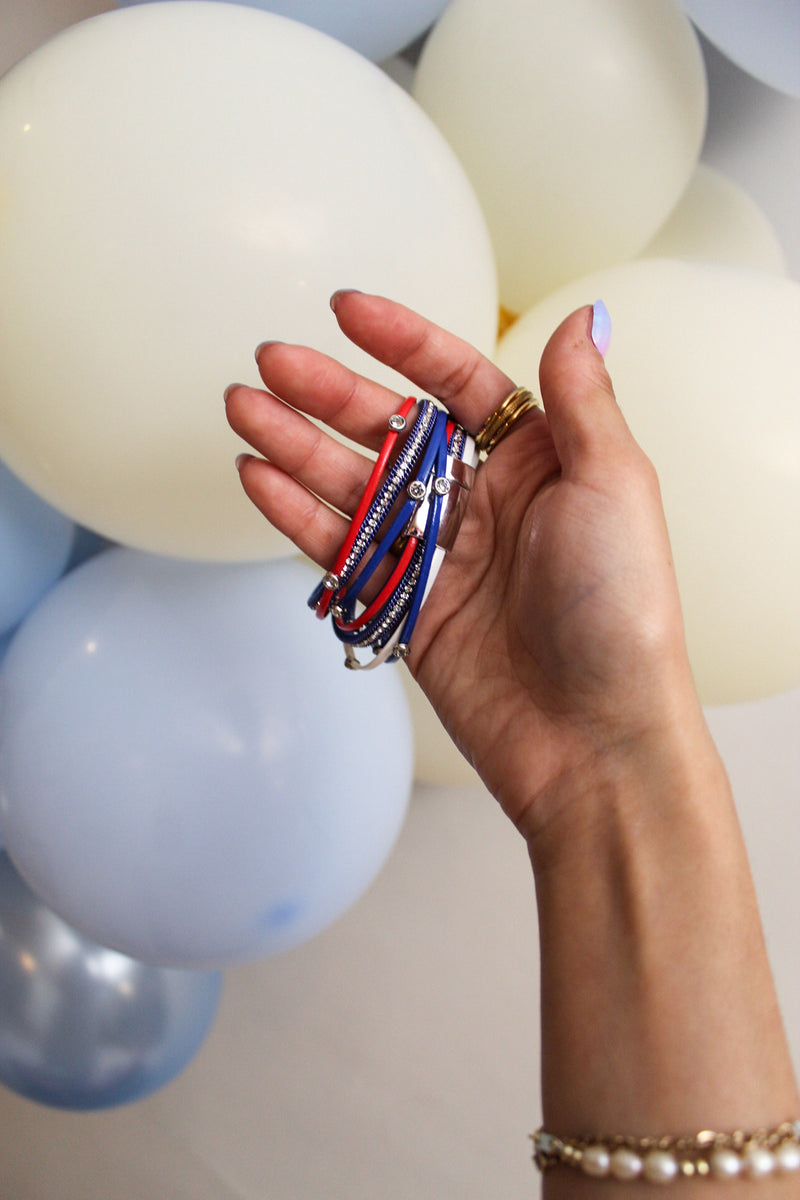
474,387,540,456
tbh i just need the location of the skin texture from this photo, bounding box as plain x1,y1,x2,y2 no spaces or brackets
226,291,799,1196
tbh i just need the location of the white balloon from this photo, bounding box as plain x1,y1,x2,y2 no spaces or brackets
495,259,800,705
681,0,800,98
641,163,787,274
0,554,412,967
413,0,707,312
0,2,497,560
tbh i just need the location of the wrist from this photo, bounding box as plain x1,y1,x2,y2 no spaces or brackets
525,706,731,878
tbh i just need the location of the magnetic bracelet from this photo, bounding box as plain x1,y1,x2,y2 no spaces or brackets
309,399,478,669
531,1120,800,1184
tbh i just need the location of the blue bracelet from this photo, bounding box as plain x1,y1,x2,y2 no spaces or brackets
312,400,478,669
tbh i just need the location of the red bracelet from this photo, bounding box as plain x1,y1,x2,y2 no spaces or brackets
314,396,417,619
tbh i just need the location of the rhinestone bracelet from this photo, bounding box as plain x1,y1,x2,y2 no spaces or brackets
531,1120,800,1184
309,400,477,669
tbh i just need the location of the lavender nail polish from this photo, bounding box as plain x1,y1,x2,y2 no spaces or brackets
591,300,611,357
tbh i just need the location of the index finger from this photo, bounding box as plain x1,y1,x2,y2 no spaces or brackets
254,339,408,454
330,290,518,433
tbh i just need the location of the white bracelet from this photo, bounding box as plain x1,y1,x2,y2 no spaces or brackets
531,1120,800,1183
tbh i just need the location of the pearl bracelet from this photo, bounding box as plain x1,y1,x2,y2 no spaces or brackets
531,1120,800,1183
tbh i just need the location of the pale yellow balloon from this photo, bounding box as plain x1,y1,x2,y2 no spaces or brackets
495,259,800,705
642,163,788,274
0,3,497,560
413,0,706,312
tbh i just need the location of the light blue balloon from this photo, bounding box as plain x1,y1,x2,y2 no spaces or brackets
0,853,222,1110
0,552,412,967
114,0,450,62
0,629,11,846
0,628,13,668
0,459,75,637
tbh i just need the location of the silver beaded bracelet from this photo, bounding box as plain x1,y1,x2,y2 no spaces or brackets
531,1120,800,1183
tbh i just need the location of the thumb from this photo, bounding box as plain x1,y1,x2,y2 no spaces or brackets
538,302,637,480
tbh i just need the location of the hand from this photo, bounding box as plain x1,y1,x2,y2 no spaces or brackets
225,291,704,840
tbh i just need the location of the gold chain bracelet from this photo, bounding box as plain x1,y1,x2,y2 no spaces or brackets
531,1120,800,1183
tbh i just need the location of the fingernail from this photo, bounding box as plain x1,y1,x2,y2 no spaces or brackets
224,382,246,403
330,288,361,312
255,340,282,361
235,453,250,472
591,300,611,357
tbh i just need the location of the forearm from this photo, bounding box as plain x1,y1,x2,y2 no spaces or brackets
526,719,799,1197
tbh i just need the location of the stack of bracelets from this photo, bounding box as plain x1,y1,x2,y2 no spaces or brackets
308,397,479,670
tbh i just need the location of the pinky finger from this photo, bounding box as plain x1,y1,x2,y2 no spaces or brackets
236,455,347,569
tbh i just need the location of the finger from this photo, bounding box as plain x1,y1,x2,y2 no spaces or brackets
254,340,407,453
538,304,638,479
330,290,518,432
235,455,406,607
225,384,374,517
235,456,347,568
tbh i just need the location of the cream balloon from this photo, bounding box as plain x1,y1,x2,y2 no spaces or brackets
0,2,497,561
642,163,787,274
413,0,707,313
495,259,800,705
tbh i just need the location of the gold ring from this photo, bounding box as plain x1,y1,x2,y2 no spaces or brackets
474,388,540,456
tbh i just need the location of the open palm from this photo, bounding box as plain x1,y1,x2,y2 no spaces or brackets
226,291,699,838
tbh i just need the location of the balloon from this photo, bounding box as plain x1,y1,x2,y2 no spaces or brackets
0,853,221,1110
0,0,115,76
114,0,450,63
680,0,800,98
0,631,13,670
641,163,787,274
0,459,76,638
495,259,800,705
413,0,707,312
0,554,412,966
0,3,497,561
